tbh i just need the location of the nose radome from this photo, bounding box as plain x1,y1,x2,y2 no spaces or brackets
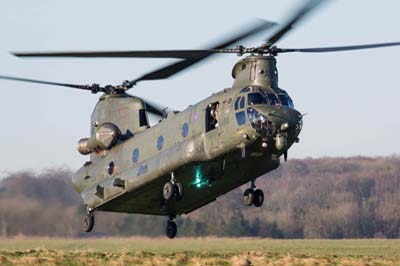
252,105,295,129
290,108,303,129
251,105,303,142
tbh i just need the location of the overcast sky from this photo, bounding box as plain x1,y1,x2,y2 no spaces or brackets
0,0,399,173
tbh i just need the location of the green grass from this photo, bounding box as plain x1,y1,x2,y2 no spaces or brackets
0,238,399,265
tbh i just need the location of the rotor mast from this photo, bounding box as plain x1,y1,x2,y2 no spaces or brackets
232,55,278,90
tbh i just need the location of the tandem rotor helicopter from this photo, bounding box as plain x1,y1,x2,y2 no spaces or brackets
1,0,400,238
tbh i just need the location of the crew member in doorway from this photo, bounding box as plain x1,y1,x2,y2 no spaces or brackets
210,102,220,128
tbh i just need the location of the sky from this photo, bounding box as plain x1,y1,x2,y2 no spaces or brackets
0,0,399,173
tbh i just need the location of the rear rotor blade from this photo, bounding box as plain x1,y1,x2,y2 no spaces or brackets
13,20,276,60
132,58,198,84
276,42,400,53
0,75,94,91
265,0,327,46
13,50,214,59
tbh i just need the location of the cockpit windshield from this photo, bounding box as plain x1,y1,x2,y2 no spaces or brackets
248,93,267,105
240,86,294,108
247,91,279,106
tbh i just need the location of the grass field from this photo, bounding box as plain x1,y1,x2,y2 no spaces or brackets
0,237,399,266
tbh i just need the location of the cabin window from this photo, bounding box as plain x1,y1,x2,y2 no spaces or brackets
139,109,149,127
157,136,164,151
182,123,189,137
132,148,139,163
206,102,220,132
108,161,115,175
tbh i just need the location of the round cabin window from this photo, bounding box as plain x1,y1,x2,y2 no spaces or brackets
132,148,139,163
108,161,115,175
182,123,189,138
157,136,164,151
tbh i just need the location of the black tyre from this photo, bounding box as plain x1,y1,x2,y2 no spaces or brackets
166,220,177,239
163,181,174,200
253,189,264,207
174,182,184,201
243,188,254,206
82,213,94,232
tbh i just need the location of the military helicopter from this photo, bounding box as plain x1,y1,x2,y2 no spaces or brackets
1,0,400,238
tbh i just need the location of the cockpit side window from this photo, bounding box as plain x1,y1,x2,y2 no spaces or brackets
278,94,294,108
278,94,289,106
287,96,294,108
234,97,241,110
234,95,247,126
239,96,245,109
267,93,279,106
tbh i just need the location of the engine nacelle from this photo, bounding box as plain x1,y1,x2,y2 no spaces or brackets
77,122,121,155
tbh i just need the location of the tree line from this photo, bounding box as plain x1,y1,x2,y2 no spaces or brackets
0,156,399,238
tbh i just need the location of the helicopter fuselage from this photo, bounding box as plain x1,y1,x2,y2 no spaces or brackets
72,55,303,217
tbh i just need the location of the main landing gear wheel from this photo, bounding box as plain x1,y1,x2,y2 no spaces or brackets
243,188,254,206
174,182,184,201
163,181,174,200
166,220,177,239
253,189,264,207
163,181,184,201
243,179,265,207
82,212,94,232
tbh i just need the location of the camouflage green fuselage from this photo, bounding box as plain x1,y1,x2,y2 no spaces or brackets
72,55,302,216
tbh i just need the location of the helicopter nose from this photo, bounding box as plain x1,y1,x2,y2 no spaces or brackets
253,105,302,131
289,108,303,131
252,105,303,151
275,109,303,147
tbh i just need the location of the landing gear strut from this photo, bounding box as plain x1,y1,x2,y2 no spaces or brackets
165,216,177,239
82,211,94,232
243,180,264,207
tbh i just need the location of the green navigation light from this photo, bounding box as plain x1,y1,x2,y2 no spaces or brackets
193,166,207,188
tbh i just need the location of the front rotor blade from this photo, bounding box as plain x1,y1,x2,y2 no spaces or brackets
0,75,93,91
277,42,400,53
266,0,327,46
131,19,277,84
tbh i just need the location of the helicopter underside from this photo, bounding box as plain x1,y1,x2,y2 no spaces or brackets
96,143,280,216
